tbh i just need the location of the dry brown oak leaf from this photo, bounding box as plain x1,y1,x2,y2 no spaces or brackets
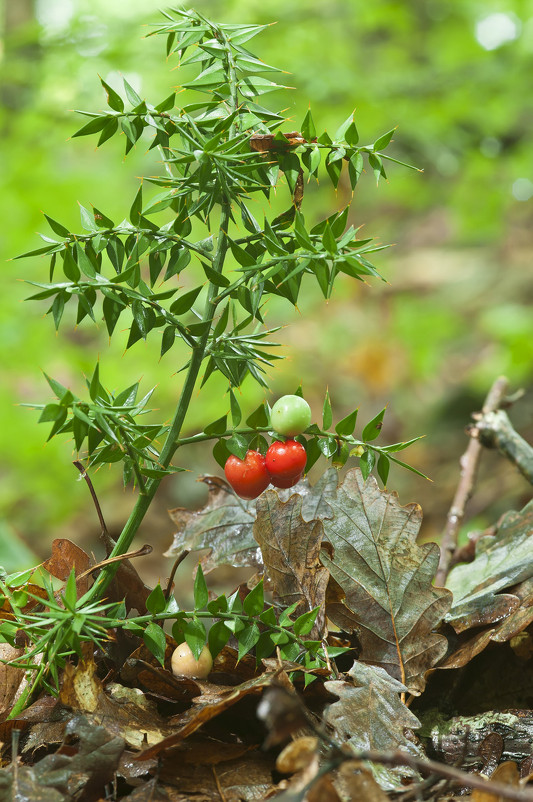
253,491,330,639
321,469,451,694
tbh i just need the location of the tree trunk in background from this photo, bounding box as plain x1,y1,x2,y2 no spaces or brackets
1,0,40,112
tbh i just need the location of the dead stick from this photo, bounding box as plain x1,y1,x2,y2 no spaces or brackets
73,461,108,537
435,376,509,586
476,409,533,484
164,550,190,601
358,748,533,802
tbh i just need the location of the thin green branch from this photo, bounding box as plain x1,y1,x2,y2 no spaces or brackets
83,23,242,605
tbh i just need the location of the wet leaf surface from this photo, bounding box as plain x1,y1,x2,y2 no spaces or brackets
166,476,261,572
321,469,451,693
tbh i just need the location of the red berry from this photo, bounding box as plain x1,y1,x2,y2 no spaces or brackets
224,450,271,500
265,440,307,484
270,471,303,489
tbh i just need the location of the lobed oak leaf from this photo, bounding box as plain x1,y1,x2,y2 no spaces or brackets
321,469,451,694
324,661,424,790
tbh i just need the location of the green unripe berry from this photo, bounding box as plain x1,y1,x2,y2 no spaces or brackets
270,395,312,436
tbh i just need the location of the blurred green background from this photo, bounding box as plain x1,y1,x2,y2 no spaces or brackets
1,0,532,579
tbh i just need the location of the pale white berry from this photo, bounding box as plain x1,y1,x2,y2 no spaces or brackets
171,642,213,678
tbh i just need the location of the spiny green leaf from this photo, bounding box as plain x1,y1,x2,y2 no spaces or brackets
322,390,333,430
72,115,109,138
208,620,231,657
146,583,167,615
143,622,167,667
359,448,375,480
242,580,264,616
230,389,242,427
44,215,69,238
335,409,358,437
377,453,390,486
129,185,143,226
193,565,209,611
374,128,396,151
204,415,228,436
362,407,387,441
100,76,124,112
183,618,207,661
301,107,316,141
123,77,142,107
246,402,270,429
226,432,249,460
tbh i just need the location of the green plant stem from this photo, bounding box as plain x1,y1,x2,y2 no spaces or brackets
116,426,147,495
84,30,240,605
174,426,363,447
119,609,320,657
85,228,230,603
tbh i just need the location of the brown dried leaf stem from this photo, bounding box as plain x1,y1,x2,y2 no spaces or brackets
76,544,153,581
435,376,509,586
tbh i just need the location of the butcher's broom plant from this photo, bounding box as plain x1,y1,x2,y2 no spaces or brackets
9,7,421,710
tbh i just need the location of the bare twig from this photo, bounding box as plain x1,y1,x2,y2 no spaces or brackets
259,684,533,802
435,376,509,587
73,460,108,537
164,550,190,601
357,748,533,802
475,409,533,485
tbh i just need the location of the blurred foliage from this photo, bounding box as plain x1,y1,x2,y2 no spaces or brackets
1,0,532,574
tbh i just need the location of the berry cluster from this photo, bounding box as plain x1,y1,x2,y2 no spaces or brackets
224,395,311,499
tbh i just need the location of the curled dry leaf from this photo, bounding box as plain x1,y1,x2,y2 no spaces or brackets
321,469,451,694
439,581,533,671
324,661,424,791
276,736,320,774
42,537,91,598
0,643,26,719
253,491,330,638
42,537,91,581
59,657,173,750
137,669,287,760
